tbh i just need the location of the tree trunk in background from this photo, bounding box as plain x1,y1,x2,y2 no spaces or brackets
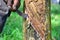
23,0,51,40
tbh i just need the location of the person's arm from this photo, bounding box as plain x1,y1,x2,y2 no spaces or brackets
12,0,20,10
4,0,20,11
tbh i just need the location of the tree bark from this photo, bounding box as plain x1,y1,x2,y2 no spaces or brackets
23,0,51,40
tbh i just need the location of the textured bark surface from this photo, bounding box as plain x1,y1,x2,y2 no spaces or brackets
23,0,51,40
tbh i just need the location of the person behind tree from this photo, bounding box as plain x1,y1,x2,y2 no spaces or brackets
0,0,20,33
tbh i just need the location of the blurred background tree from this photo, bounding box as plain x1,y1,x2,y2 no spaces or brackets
51,0,60,40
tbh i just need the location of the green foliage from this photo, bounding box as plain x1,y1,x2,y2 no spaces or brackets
51,4,60,14
0,0,24,40
51,4,60,40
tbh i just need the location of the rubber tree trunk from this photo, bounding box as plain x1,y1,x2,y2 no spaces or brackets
23,0,51,40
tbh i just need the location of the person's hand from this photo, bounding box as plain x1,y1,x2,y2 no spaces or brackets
4,0,20,11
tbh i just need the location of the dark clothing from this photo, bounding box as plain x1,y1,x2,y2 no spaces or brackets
0,15,7,33
0,11,11,33
0,0,11,33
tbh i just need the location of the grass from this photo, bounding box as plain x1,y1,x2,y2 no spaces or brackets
0,0,24,40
